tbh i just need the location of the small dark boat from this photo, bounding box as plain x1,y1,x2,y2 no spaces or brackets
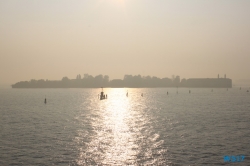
100,87,106,100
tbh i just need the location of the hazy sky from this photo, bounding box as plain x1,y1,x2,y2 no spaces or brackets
1,0,250,85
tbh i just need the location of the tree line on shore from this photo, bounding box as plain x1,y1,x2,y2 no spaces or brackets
12,74,183,88
12,74,232,88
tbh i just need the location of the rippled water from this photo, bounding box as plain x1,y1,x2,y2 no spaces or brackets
0,88,249,165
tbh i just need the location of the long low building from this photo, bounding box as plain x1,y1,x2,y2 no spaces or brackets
184,78,232,88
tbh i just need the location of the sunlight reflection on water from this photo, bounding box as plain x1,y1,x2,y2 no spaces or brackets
76,88,166,165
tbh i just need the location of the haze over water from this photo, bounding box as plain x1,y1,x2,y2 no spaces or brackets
1,0,250,85
0,88,249,165
1,0,250,165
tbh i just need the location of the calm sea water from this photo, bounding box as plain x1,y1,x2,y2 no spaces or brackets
0,88,249,165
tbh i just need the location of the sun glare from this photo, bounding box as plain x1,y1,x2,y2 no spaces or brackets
110,0,125,7
99,0,126,8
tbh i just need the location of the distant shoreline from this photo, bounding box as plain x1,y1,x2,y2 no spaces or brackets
12,74,232,88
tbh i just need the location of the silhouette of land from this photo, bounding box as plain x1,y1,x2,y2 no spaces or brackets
12,74,232,88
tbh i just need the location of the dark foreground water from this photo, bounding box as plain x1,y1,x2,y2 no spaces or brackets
0,88,249,165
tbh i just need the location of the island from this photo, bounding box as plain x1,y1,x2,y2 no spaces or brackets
12,74,232,88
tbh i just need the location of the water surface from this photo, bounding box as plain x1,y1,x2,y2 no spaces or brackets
0,88,249,165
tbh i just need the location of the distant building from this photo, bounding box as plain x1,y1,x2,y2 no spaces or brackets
185,78,232,88
174,76,180,87
84,74,89,79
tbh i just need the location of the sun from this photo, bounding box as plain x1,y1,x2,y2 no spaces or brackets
116,0,125,5
99,0,126,8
